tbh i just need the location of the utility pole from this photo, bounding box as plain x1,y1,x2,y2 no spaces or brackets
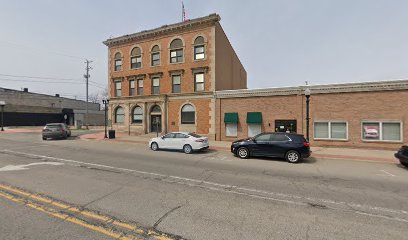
84,59,93,129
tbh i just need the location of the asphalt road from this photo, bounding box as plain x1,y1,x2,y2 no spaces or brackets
0,132,407,240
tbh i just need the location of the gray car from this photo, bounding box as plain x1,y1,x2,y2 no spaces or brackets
42,123,71,140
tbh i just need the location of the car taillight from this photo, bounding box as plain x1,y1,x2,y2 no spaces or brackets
195,139,205,142
303,142,310,147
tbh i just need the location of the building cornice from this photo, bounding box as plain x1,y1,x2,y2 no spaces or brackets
103,14,220,47
215,79,408,99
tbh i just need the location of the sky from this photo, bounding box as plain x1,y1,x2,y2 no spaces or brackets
0,0,407,100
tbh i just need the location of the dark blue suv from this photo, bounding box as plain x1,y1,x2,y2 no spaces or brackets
395,146,408,168
231,132,311,163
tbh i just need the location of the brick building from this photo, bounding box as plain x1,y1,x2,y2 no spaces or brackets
103,14,246,139
0,87,103,126
104,13,408,149
216,80,408,149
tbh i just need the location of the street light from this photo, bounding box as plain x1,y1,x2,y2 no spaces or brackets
304,88,311,141
102,99,110,138
0,101,5,131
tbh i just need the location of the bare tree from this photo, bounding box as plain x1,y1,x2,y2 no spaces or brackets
88,92,100,104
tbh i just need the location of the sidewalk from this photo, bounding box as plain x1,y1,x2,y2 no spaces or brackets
80,132,400,164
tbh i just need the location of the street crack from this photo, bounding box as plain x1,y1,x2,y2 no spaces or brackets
153,205,182,229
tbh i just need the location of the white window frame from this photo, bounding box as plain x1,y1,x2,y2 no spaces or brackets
225,123,238,137
361,120,403,142
313,121,348,141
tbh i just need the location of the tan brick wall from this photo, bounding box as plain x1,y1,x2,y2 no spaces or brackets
217,90,408,149
310,90,408,149
217,95,303,141
215,23,247,90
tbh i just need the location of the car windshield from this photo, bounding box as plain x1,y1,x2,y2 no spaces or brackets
188,133,202,138
45,124,62,129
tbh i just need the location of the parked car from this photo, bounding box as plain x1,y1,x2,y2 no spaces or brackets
231,132,311,163
149,132,209,154
42,123,71,140
395,146,408,168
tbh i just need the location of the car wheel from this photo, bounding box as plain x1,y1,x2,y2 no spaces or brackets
183,144,193,154
151,142,159,151
401,161,408,168
286,150,301,163
42,137,46,141
237,147,249,159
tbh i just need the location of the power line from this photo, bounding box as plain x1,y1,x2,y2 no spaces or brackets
0,73,106,87
0,73,83,81
0,40,88,61
0,78,82,84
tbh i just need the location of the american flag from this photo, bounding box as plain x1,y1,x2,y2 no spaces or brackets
182,1,187,22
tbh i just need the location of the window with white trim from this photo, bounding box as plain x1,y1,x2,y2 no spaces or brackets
314,121,347,140
362,121,401,141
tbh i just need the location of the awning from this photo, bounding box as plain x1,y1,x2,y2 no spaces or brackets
224,112,238,123
247,112,262,124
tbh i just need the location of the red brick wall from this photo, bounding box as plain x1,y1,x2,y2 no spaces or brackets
108,25,214,97
168,99,211,134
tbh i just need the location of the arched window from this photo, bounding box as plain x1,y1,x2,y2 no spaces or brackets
132,106,143,124
151,45,160,66
151,105,161,113
181,104,195,124
115,107,125,123
130,47,142,69
114,52,122,71
170,38,183,63
193,36,205,60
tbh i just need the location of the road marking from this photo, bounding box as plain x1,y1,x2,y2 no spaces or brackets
0,183,177,240
1,149,408,223
380,169,396,177
0,162,64,171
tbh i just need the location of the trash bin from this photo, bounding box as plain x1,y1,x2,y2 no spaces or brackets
108,130,115,139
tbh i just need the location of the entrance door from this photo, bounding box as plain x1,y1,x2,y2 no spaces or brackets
151,115,162,133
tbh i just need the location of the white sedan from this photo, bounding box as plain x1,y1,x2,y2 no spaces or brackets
149,132,209,154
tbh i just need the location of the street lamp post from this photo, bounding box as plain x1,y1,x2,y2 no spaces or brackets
0,101,5,131
304,88,311,141
102,99,109,138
